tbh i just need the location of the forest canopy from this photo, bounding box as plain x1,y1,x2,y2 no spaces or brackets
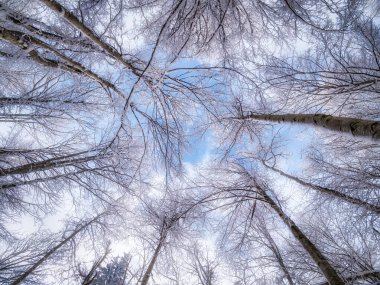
0,0,380,284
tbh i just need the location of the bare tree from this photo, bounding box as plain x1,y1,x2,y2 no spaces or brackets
187,244,218,285
261,160,380,214
0,0,379,284
0,210,113,285
199,161,345,284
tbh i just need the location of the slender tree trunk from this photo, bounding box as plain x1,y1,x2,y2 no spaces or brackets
0,168,90,190
262,227,295,285
262,162,380,215
240,113,380,140
81,245,110,285
0,153,99,177
257,186,345,285
0,27,124,99
38,0,142,76
1,3,100,52
11,216,99,285
140,237,165,285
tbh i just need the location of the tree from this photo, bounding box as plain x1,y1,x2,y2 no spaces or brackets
1,211,112,285
199,161,345,284
188,244,219,285
261,160,380,214
1,0,380,284
237,112,380,140
136,191,195,285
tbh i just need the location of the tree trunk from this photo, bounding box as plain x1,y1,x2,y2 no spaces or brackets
258,186,345,285
0,152,100,177
38,0,142,76
1,3,100,52
0,97,86,106
241,113,380,140
140,238,165,285
0,27,124,99
0,168,89,190
262,226,295,285
11,216,99,285
262,162,380,215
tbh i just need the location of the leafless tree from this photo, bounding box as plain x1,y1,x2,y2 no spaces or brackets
0,0,379,284
0,210,115,285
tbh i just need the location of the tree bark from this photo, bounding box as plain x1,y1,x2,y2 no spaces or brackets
1,3,100,53
262,162,380,215
241,113,380,140
257,186,345,285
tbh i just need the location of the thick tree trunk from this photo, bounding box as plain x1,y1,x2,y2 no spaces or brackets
241,113,380,140
11,216,99,285
258,186,345,285
263,162,380,215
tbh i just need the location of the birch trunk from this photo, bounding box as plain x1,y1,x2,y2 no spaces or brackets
0,153,99,177
241,113,380,140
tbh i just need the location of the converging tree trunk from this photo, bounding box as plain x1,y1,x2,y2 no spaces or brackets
257,185,345,285
10,215,101,285
0,27,125,99
260,223,295,285
241,113,380,140
262,162,380,215
0,149,102,178
140,237,165,285
37,0,142,76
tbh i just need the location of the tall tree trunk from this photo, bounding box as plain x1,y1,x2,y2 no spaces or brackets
0,151,100,177
11,216,99,285
140,237,165,285
0,97,87,106
0,27,124,99
38,0,142,76
81,245,110,285
257,186,345,285
261,225,295,285
241,113,380,140
0,168,89,190
1,3,100,52
262,162,380,215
